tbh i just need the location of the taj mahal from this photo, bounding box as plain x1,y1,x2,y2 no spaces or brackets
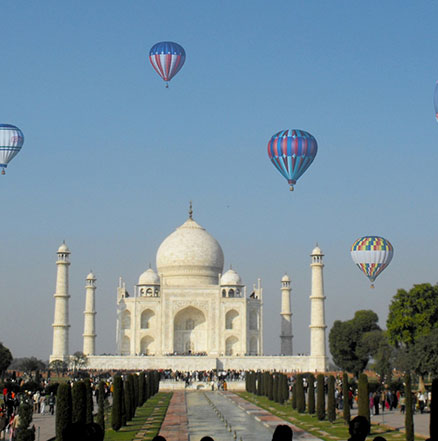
49,207,328,372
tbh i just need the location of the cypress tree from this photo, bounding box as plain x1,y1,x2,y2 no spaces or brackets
96,381,105,432
124,377,133,422
277,374,284,404
272,374,278,402
139,372,145,406
357,373,370,423
296,374,305,413
245,371,249,392
111,375,123,431
405,373,414,441
316,374,325,420
283,375,289,403
16,402,33,441
133,374,139,409
121,379,127,427
291,382,297,409
84,378,93,424
327,375,336,422
307,374,315,414
56,382,72,441
264,372,269,397
127,374,136,418
268,373,274,401
72,381,87,425
145,373,150,400
342,372,350,423
430,378,438,440
257,372,263,396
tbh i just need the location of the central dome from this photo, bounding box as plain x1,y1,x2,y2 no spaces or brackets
156,217,224,286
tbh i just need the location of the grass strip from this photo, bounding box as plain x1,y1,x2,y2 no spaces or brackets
237,392,426,441
105,392,172,441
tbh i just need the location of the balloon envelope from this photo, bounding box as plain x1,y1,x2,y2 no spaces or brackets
0,124,24,172
267,129,317,190
351,236,393,284
149,41,186,83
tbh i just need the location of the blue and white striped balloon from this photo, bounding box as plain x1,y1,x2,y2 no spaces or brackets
0,124,24,175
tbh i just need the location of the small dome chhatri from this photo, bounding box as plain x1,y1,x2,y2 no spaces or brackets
86,271,95,280
220,268,242,286
281,274,290,282
311,244,323,256
57,242,70,254
138,267,160,285
156,215,224,286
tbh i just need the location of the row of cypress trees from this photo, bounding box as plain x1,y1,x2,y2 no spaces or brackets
245,371,289,404
111,370,160,432
55,378,102,441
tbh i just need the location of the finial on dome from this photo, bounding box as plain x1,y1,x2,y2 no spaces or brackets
189,200,193,219
149,262,152,269
230,264,233,270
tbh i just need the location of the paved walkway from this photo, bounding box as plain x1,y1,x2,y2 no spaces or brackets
159,391,189,441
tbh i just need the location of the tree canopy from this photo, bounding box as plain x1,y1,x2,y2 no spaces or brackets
329,310,383,375
0,343,12,377
387,283,438,347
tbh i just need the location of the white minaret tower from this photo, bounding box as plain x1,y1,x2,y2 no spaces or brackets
309,244,327,371
50,242,71,362
83,271,97,355
280,274,293,355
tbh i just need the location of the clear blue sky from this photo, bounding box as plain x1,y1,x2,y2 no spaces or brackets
1,0,438,359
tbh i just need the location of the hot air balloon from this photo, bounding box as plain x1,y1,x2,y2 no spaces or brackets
434,81,438,122
351,236,393,288
0,124,24,175
149,41,186,88
267,129,317,191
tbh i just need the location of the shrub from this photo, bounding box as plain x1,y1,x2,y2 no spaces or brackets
272,374,278,402
296,374,305,413
327,375,336,422
268,373,274,401
111,375,122,431
55,383,72,441
307,374,315,414
430,378,438,439
358,373,370,423
96,381,105,432
139,372,145,406
133,374,139,409
342,372,350,423
316,374,325,420
15,402,34,441
84,379,93,424
124,377,132,422
71,381,86,425
291,382,297,409
405,373,414,441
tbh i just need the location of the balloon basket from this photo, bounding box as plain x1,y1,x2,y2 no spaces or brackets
165,82,169,89
370,284,375,289
289,185,294,191
1,169,5,175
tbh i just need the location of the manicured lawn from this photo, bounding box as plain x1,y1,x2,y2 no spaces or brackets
105,392,172,441
238,392,426,441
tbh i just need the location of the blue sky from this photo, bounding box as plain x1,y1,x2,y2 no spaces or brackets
1,0,438,359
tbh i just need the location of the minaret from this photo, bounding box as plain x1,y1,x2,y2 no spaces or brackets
280,274,293,355
50,242,71,362
309,244,327,369
83,272,97,355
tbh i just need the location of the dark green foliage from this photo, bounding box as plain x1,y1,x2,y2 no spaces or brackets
307,374,315,414
121,379,127,427
405,373,414,441
56,382,72,441
145,373,150,401
296,374,305,413
257,372,263,396
111,375,123,431
128,375,136,418
430,378,438,439
96,381,105,432
282,375,289,403
133,374,139,409
15,402,34,441
124,377,133,421
327,375,336,422
272,374,278,402
357,373,370,423
329,310,382,376
84,379,93,424
342,372,350,423
72,381,87,425
291,382,297,409
316,374,325,420
268,373,274,401
139,372,145,406
277,374,284,404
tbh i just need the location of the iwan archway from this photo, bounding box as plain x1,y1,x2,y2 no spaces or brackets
173,306,207,354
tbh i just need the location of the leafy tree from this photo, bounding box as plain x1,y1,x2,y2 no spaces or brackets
96,381,105,432
405,373,414,441
296,375,305,413
49,360,67,377
70,352,87,373
409,328,438,378
56,382,72,441
329,310,381,376
342,372,350,423
316,374,325,420
307,374,315,414
14,357,46,376
111,375,123,431
357,373,370,423
0,343,12,378
84,379,93,424
327,375,336,422
72,381,86,424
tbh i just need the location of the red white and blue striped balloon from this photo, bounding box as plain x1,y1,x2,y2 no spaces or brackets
0,124,24,175
149,41,186,85
267,129,318,191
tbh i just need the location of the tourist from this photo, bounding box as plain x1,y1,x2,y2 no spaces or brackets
48,393,55,415
272,424,293,441
347,416,369,441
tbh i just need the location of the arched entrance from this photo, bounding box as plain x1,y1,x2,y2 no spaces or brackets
173,306,207,354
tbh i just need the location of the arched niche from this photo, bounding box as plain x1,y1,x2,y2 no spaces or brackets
249,336,258,355
140,335,155,355
141,309,155,329
225,310,239,330
121,336,130,355
121,310,131,330
225,336,239,356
